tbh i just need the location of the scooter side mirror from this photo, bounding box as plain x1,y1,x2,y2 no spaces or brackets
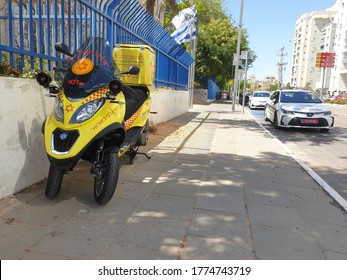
36,72,52,88
127,66,140,75
55,42,73,57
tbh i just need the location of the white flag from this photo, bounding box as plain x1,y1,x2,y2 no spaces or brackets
170,5,197,44
172,5,196,30
171,23,197,44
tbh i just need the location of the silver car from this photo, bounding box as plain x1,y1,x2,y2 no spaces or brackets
264,89,334,130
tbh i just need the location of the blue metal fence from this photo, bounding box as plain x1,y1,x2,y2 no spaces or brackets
0,0,193,89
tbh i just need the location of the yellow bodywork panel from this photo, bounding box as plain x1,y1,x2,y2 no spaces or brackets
113,44,156,86
44,91,126,160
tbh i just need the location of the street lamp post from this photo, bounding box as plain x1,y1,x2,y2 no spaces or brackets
232,0,244,111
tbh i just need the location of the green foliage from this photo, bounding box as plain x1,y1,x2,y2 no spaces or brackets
195,17,238,88
0,52,50,79
0,52,20,77
239,79,251,92
304,82,312,90
269,84,278,91
21,57,49,79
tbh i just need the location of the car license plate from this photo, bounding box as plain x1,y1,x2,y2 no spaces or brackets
301,119,319,124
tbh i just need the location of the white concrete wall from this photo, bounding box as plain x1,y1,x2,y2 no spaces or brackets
149,88,189,124
0,77,54,199
0,77,189,199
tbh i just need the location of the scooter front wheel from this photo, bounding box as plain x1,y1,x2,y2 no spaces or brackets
94,152,119,205
45,164,64,199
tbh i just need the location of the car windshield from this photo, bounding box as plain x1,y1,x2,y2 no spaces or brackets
253,92,270,97
280,91,322,103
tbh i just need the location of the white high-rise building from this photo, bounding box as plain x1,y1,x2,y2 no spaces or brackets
316,20,336,94
328,0,347,95
291,10,337,90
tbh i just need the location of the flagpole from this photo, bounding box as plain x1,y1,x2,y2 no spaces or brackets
170,5,197,110
189,26,197,110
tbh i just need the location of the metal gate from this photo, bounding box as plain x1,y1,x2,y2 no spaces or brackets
0,0,193,89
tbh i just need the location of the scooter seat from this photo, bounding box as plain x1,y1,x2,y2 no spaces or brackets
122,85,148,120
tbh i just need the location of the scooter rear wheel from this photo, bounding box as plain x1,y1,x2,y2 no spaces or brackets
94,152,119,205
45,164,64,199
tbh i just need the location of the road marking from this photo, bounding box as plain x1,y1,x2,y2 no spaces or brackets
248,112,347,212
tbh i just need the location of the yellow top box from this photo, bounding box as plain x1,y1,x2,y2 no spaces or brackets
113,44,156,86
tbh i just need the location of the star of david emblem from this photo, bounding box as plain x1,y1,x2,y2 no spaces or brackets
65,104,74,113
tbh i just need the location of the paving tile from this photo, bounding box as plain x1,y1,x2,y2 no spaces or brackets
294,199,347,226
187,209,251,241
1,196,89,227
115,180,154,201
195,192,246,215
101,242,177,260
199,183,244,197
306,220,347,253
247,203,306,230
52,216,124,239
0,222,53,259
251,224,325,260
134,193,195,221
244,187,296,208
180,236,253,260
283,184,334,205
32,231,113,259
323,250,347,260
116,216,187,252
73,197,140,224
152,181,199,198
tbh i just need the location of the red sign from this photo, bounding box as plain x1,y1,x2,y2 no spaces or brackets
315,52,336,68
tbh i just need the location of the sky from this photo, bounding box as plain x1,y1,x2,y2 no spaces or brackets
224,0,337,83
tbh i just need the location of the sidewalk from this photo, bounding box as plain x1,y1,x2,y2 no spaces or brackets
0,101,346,260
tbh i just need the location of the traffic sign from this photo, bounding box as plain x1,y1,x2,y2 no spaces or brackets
315,52,336,68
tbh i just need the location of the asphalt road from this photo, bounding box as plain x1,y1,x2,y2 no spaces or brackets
247,104,347,204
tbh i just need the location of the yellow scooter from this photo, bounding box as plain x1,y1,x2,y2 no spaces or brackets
36,37,154,205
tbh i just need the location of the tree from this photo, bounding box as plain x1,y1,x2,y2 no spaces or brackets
195,17,239,88
305,82,312,90
269,84,278,91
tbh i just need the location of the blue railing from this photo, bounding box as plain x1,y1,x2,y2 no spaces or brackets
0,0,193,89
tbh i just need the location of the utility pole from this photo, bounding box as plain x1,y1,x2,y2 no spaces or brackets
232,0,244,111
277,47,287,88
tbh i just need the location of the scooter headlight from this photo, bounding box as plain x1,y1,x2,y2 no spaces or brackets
70,99,104,123
54,98,64,122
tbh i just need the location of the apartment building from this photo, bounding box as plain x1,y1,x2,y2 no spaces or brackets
291,10,337,91
291,0,347,95
316,21,336,93
328,0,347,94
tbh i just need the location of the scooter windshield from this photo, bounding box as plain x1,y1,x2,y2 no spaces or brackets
55,37,114,99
